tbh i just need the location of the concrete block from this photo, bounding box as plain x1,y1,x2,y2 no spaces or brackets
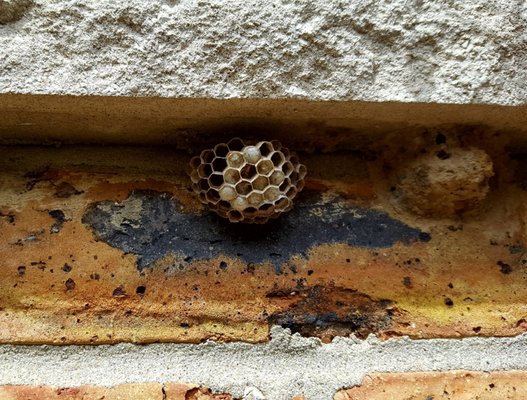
0,1,525,105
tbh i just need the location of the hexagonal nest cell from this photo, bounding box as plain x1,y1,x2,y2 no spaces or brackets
189,138,307,223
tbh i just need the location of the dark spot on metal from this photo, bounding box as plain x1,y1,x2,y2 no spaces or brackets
62,263,72,273
267,285,394,339
497,261,512,274
55,182,83,198
65,278,75,291
112,286,126,297
82,190,426,271
444,297,454,307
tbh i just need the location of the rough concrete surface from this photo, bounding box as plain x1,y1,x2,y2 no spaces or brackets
1,327,527,400
0,1,526,105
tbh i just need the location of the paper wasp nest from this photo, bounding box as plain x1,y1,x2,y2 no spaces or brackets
189,138,307,223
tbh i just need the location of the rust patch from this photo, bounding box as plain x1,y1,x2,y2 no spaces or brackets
268,285,394,341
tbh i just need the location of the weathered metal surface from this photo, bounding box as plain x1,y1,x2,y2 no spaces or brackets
0,145,526,344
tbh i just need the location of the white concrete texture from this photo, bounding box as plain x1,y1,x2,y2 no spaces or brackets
0,0,526,105
1,328,527,400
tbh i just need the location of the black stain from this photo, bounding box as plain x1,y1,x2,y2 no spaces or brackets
49,210,66,233
497,260,512,274
508,244,526,255
65,278,75,291
82,190,428,271
54,182,83,198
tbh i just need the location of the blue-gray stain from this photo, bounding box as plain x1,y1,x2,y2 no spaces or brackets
82,190,428,271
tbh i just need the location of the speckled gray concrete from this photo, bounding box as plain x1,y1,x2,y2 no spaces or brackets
1,0,526,105
1,327,526,399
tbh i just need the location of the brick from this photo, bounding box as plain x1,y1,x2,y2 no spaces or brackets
164,384,231,400
0,145,526,344
335,371,527,400
0,384,233,400
0,383,163,400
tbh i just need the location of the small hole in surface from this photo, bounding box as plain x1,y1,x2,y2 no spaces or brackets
136,286,146,295
229,210,243,221
259,142,273,157
236,181,252,195
436,150,451,160
290,171,299,183
228,138,244,151
245,207,257,216
219,200,231,210
201,150,215,163
241,164,257,179
209,174,224,187
212,157,227,172
190,157,201,169
271,152,284,166
206,190,220,203
282,162,293,175
279,179,290,191
199,179,209,191
435,133,447,144
214,144,229,157
286,187,297,198
260,203,272,211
